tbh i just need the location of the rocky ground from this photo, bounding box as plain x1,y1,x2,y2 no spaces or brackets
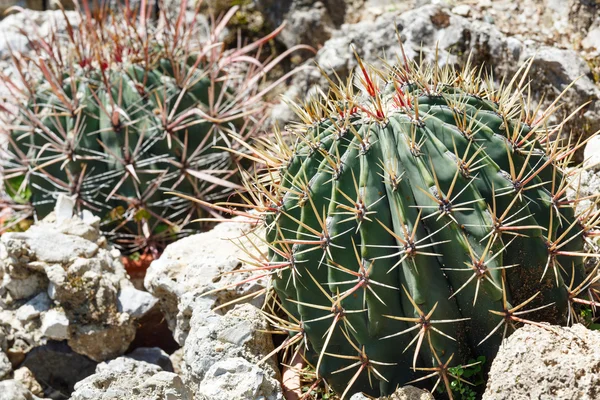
0,0,600,399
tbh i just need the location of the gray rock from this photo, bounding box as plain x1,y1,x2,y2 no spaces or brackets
198,357,282,400
67,315,136,363
13,367,44,398
350,386,434,399
145,217,267,345
0,380,43,400
584,135,600,171
21,341,97,399
16,293,51,322
2,227,99,266
0,10,80,59
255,0,406,49
40,309,69,341
288,4,600,154
0,211,138,362
483,324,600,400
182,304,280,398
126,347,173,372
0,350,11,379
117,286,158,319
71,357,192,400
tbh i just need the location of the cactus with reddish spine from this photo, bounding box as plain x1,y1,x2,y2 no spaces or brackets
0,2,311,254
191,49,600,399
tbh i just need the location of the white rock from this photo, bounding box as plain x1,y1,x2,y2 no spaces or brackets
0,350,11,379
13,367,44,397
145,217,266,344
55,194,76,223
198,357,282,400
582,24,600,52
71,357,192,400
16,292,51,322
451,4,471,17
350,386,433,399
483,324,600,399
0,380,43,400
117,287,158,319
182,304,280,398
126,347,173,372
0,213,137,362
40,309,69,340
584,135,600,171
138,371,191,400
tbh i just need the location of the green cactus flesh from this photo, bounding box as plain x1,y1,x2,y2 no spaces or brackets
243,58,598,398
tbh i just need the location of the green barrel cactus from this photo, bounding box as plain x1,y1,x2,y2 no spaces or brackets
1,4,308,254
203,52,600,398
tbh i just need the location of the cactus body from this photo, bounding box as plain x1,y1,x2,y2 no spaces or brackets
226,56,599,398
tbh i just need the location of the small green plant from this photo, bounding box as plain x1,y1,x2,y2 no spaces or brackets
580,306,600,330
437,356,486,400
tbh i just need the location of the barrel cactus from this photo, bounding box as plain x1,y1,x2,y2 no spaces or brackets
200,50,600,398
0,3,309,254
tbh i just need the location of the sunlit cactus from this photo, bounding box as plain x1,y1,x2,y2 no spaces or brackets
0,1,311,255
190,47,600,399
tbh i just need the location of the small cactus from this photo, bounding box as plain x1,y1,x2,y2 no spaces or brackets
195,49,600,398
1,2,310,255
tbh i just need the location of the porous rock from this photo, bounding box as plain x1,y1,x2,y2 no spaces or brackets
198,357,281,400
0,379,44,400
0,350,11,379
0,212,147,362
483,324,600,400
20,341,97,398
71,357,192,400
287,4,600,154
181,303,281,398
145,217,266,344
13,367,44,397
125,347,173,372
350,385,434,399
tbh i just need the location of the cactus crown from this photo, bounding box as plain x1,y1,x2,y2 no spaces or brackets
197,48,600,399
0,3,305,254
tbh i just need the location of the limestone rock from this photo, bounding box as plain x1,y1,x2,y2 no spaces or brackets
289,4,600,155
21,341,97,398
181,303,280,396
71,357,192,400
145,217,266,344
483,324,600,399
0,350,11,379
13,367,44,397
0,212,137,362
198,357,282,400
0,379,44,400
15,293,51,323
126,347,173,372
351,385,434,399
117,286,158,319
39,309,69,341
